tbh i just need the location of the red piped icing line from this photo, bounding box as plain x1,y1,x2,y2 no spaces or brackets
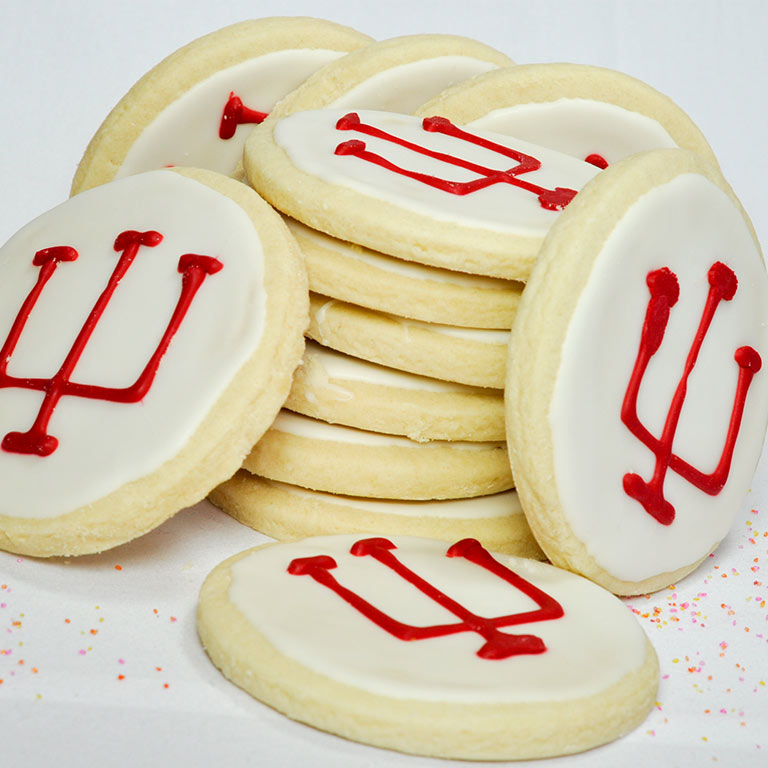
333,112,578,211
0,230,223,457
219,92,268,140
288,537,564,659
585,153,609,169
621,262,762,525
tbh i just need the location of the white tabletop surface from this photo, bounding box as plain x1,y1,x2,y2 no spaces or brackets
1,1,767,766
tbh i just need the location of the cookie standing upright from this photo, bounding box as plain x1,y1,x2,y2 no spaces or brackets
506,149,768,595
71,17,372,192
0,168,308,556
198,534,658,760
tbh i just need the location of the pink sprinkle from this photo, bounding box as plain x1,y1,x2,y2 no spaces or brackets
720,709,728,714
118,658,125,665
78,650,86,656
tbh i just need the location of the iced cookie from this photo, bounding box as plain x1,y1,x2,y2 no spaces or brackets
287,341,504,442
210,474,541,558
267,33,512,118
287,219,521,328
506,149,768,595
0,168,307,556
198,534,658,760
71,17,371,193
243,411,512,499
245,109,600,280
418,63,718,169
308,295,508,388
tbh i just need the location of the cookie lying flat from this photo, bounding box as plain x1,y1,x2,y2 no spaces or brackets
71,17,371,193
210,474,541,558
267,33,512,118
287,341,504,442
287,219,521,328
198,534,658,760
0,168,307,556
243,411,512,499
418,62,718,169
308,295,508,388
245,109,600,280
507,149,768,595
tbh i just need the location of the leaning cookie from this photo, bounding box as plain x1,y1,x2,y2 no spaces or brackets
210,474,541,558
198,534,658,760
245,109,599,280
71,17,371,193
506,149,768,595
243,411,512,499
287,219,521,328
418,62,718,168
308,295,508,388
267,33,513,118
0,168,307,556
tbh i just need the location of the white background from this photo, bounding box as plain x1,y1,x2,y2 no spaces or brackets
1,1,767,766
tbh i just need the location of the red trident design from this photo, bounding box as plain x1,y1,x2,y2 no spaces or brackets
621,262,762,525
333,112,579,211
219,92,268,139
288,537,564,659
0,230,223,457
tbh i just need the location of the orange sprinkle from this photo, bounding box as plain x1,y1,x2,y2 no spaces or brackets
117,674,125,681
89,629,98,635
32,667,38,674
155,667,162,672
163,683,169,689
114,565,123,571
64,618,70,624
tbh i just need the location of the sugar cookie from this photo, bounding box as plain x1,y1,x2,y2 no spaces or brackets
506,149,768,595
210,473,541,558
71,17,371,193
308,294,508,388
198,534,658,760
243,411,512,499
0,168,307,556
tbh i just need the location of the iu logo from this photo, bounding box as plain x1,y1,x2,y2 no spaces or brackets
0,230,223,457
621,262,762,525
288,537,564,659
333,112,579,211
219,92,268,140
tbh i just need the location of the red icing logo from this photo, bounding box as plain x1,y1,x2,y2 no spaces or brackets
288,537,564,659
333,112,579,211
219,92,268,140
621,262,762,525
0,230,223,457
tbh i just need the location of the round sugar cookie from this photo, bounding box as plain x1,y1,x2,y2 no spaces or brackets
287,341,505,442
243,411,512,499
210,474,542,558
287,218,521,328
506,149,768,595
417,63,718,169
0,168,307,556
267,33,513,118
197,534,658,760
308,295,508,388
71,17,371,193
245,108,600,280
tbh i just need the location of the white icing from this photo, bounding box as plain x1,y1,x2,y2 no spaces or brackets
0,171,266,519
271,411,501,451
287,218,510,289
228,535,649,702
329,56,498,114
117,49,344,177
550,173,768,582
468,98,678,165
273,110,599,236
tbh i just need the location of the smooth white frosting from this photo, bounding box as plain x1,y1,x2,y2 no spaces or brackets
0,171,266,518
228,535,649,702
329,56,498,114
549,173,768,581
468,98,678,165
273,109,599,236
117,49,343,177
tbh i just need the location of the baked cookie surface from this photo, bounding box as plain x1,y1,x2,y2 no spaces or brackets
198,534,658,760
0,168,307,556
506,149,768,594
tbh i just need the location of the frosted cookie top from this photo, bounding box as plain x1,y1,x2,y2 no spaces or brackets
506,149,768,594
418,63,718,169
71,17,371,193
